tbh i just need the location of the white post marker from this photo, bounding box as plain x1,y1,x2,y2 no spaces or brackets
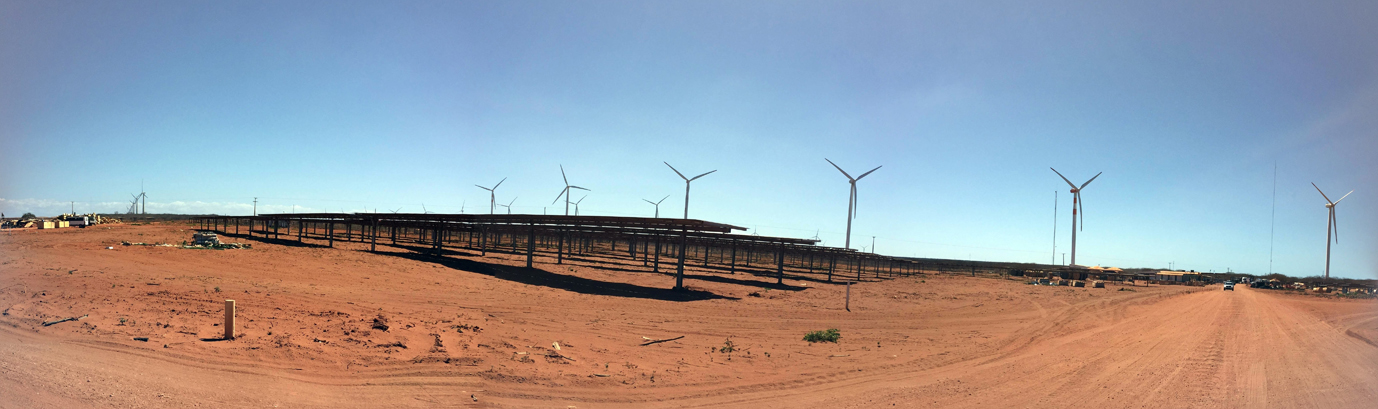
224,300,236,340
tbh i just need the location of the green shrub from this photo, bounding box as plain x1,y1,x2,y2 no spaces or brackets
803,328,841,343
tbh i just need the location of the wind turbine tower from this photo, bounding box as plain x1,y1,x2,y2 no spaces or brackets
1312,183,1353,279
475,177,507,215
573,195,587,216
498,197,517,215
643,195,670,218
1050,168,1102,267
825,158,881,250
551,165,590,216
664,162,716,219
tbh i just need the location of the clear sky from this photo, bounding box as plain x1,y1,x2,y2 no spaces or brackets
2,1,1375,279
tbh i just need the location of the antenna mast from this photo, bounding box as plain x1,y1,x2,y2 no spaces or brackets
1269,163,1276,275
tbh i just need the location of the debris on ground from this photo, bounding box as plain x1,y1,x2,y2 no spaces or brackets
640,335,685,346
42,315,89,327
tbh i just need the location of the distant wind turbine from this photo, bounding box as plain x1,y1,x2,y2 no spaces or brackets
1312,183,1353,279
664,162,716,219
643,195,670,218
573,195,587,216
1050,168,1102,267
498,197,517,215
825,158,881,249
475,178,507,215
552,165,590,216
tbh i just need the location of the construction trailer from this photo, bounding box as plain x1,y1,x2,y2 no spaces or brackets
1153,271,1202,285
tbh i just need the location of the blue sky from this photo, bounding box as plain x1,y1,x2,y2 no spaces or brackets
2,1,1375,278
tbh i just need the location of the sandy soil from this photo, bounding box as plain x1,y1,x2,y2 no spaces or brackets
1,223,1375,408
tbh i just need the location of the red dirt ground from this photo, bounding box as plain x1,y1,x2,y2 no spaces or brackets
1,223,1375,408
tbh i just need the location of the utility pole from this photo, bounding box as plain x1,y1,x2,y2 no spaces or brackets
1052,190,1057,265
253,197,258,216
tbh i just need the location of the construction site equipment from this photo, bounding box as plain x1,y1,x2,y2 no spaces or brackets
192,232,221,246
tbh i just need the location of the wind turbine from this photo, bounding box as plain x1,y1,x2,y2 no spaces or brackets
475,177,507,215
573,195,587,216
825,158,881,249
552,165,590,216
1312,183,1353,279
1050,168,1102,267
664,162,716,219
643,195,670,218
498,197,517,215
421,203,432,214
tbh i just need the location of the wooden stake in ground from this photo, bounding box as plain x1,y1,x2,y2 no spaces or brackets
224,300,235,340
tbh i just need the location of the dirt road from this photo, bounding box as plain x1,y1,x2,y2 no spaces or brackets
802,285,1378,409
1,225,1374,408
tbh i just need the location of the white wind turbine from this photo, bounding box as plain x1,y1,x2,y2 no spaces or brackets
573,195,587,216
825,158,881,250
552,165,590,216
1051,168,1102,267
475,177,507,215
643,195,670,218
1312,183,1353,279
664,162,716,219
498,197,517,215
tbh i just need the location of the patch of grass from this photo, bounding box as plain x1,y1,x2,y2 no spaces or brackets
803,328,841,343
214,286,221,292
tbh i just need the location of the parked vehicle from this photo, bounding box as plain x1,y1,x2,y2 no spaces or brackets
1223,283,1235,291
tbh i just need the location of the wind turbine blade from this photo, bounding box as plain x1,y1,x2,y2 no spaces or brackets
570,186,590,191
644,199,656,205
475,185,492,191
1331,209,1338,243
552,187,568,204
1080,172,1103,189
689,169,717,181
843,183,854,217
508,197,517,206
1334,190,1353,204
659,194,670,204
1312,183,1333,204
1050,168,1078,189
494,177,506,189
855,165,882,180
575,195,586,205
560,165,568,185
664,162,688,180
825,158,854,180
1078,193,1085,231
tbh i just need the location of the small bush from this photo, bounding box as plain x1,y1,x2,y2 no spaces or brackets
803,328,841,343
718,338,736,353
